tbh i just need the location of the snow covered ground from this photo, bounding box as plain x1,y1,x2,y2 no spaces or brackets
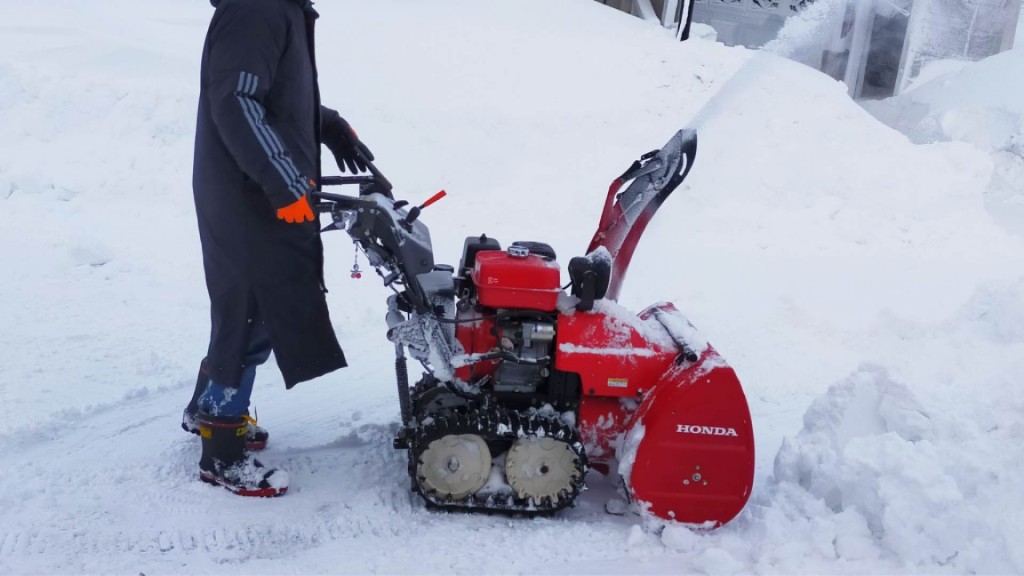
1,0,1023,573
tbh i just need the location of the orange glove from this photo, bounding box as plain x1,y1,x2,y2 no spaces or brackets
276,195,314,224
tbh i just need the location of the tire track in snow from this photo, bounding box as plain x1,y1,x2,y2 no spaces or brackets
0,380,627,575
0,383,422,570
0,380,194,454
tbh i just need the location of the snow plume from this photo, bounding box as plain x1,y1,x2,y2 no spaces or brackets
763,0,851,65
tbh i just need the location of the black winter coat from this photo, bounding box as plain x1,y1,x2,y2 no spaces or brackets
193,0,347,389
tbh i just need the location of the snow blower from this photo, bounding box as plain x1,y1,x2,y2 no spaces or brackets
313,129,754,527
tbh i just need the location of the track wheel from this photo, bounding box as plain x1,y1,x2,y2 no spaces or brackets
505,437,580,503
417,434,491,500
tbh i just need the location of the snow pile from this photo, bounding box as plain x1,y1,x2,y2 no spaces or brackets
773,367,990,567
759,270,1024,571
863,48,1024,152
642,346,1024,573
862,47,1024,236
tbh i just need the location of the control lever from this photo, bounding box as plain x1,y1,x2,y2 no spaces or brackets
403,190,447,227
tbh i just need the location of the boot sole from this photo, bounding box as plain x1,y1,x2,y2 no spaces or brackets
199,472,287,497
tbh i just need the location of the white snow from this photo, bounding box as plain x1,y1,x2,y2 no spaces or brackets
863,48,1024,152
1019,10,1024,48
616,421,646,493
764,0,851,65
1,0,1023,574
862,47,1024,240
558,343,661,358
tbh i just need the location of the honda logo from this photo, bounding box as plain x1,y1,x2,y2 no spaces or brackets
677,424,738,437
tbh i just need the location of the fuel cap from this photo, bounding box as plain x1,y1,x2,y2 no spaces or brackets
508,245,530,258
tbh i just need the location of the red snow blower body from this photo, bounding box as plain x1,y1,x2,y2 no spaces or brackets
315,130,754,527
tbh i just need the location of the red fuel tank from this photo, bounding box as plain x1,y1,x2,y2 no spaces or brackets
471,250,561,311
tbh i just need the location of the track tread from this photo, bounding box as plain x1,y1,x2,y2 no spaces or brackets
409,405,588,516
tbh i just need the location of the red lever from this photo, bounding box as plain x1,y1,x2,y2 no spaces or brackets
420,190,447,209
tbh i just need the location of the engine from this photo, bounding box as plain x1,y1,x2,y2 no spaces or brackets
492,317,555,394
447,237,582,409
398,236,588,514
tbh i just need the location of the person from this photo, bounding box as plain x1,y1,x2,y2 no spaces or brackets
181,0,373,497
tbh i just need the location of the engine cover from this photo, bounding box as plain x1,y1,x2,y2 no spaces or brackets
471,250,561,311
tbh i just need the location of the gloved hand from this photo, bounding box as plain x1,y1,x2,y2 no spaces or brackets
276,195,315,224
323,114,374,174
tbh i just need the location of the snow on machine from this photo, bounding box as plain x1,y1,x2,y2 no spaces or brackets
313,130,754,527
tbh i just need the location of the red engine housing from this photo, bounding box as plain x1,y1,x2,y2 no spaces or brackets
471,250,561,311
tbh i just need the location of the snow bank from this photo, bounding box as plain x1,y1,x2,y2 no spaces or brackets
768,365,1024,572
775,368,952,565
863,48,1024,153
862,47,1024,240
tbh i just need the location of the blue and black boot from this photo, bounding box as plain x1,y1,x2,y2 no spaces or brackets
198,414,288,497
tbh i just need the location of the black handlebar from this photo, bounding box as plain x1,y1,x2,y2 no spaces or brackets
320,175,376,186
317,147,393,196
357,147,394,193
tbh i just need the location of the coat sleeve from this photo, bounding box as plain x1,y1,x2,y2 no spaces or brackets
321,105,341,133
320,105,344,150
205,2,312,210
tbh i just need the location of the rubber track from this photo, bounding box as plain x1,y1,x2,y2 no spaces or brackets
409,406,588,515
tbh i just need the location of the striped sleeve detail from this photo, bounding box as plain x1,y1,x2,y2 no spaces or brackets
234,71,306,200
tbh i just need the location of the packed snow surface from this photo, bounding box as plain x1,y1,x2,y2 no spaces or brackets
1,0,1023,574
